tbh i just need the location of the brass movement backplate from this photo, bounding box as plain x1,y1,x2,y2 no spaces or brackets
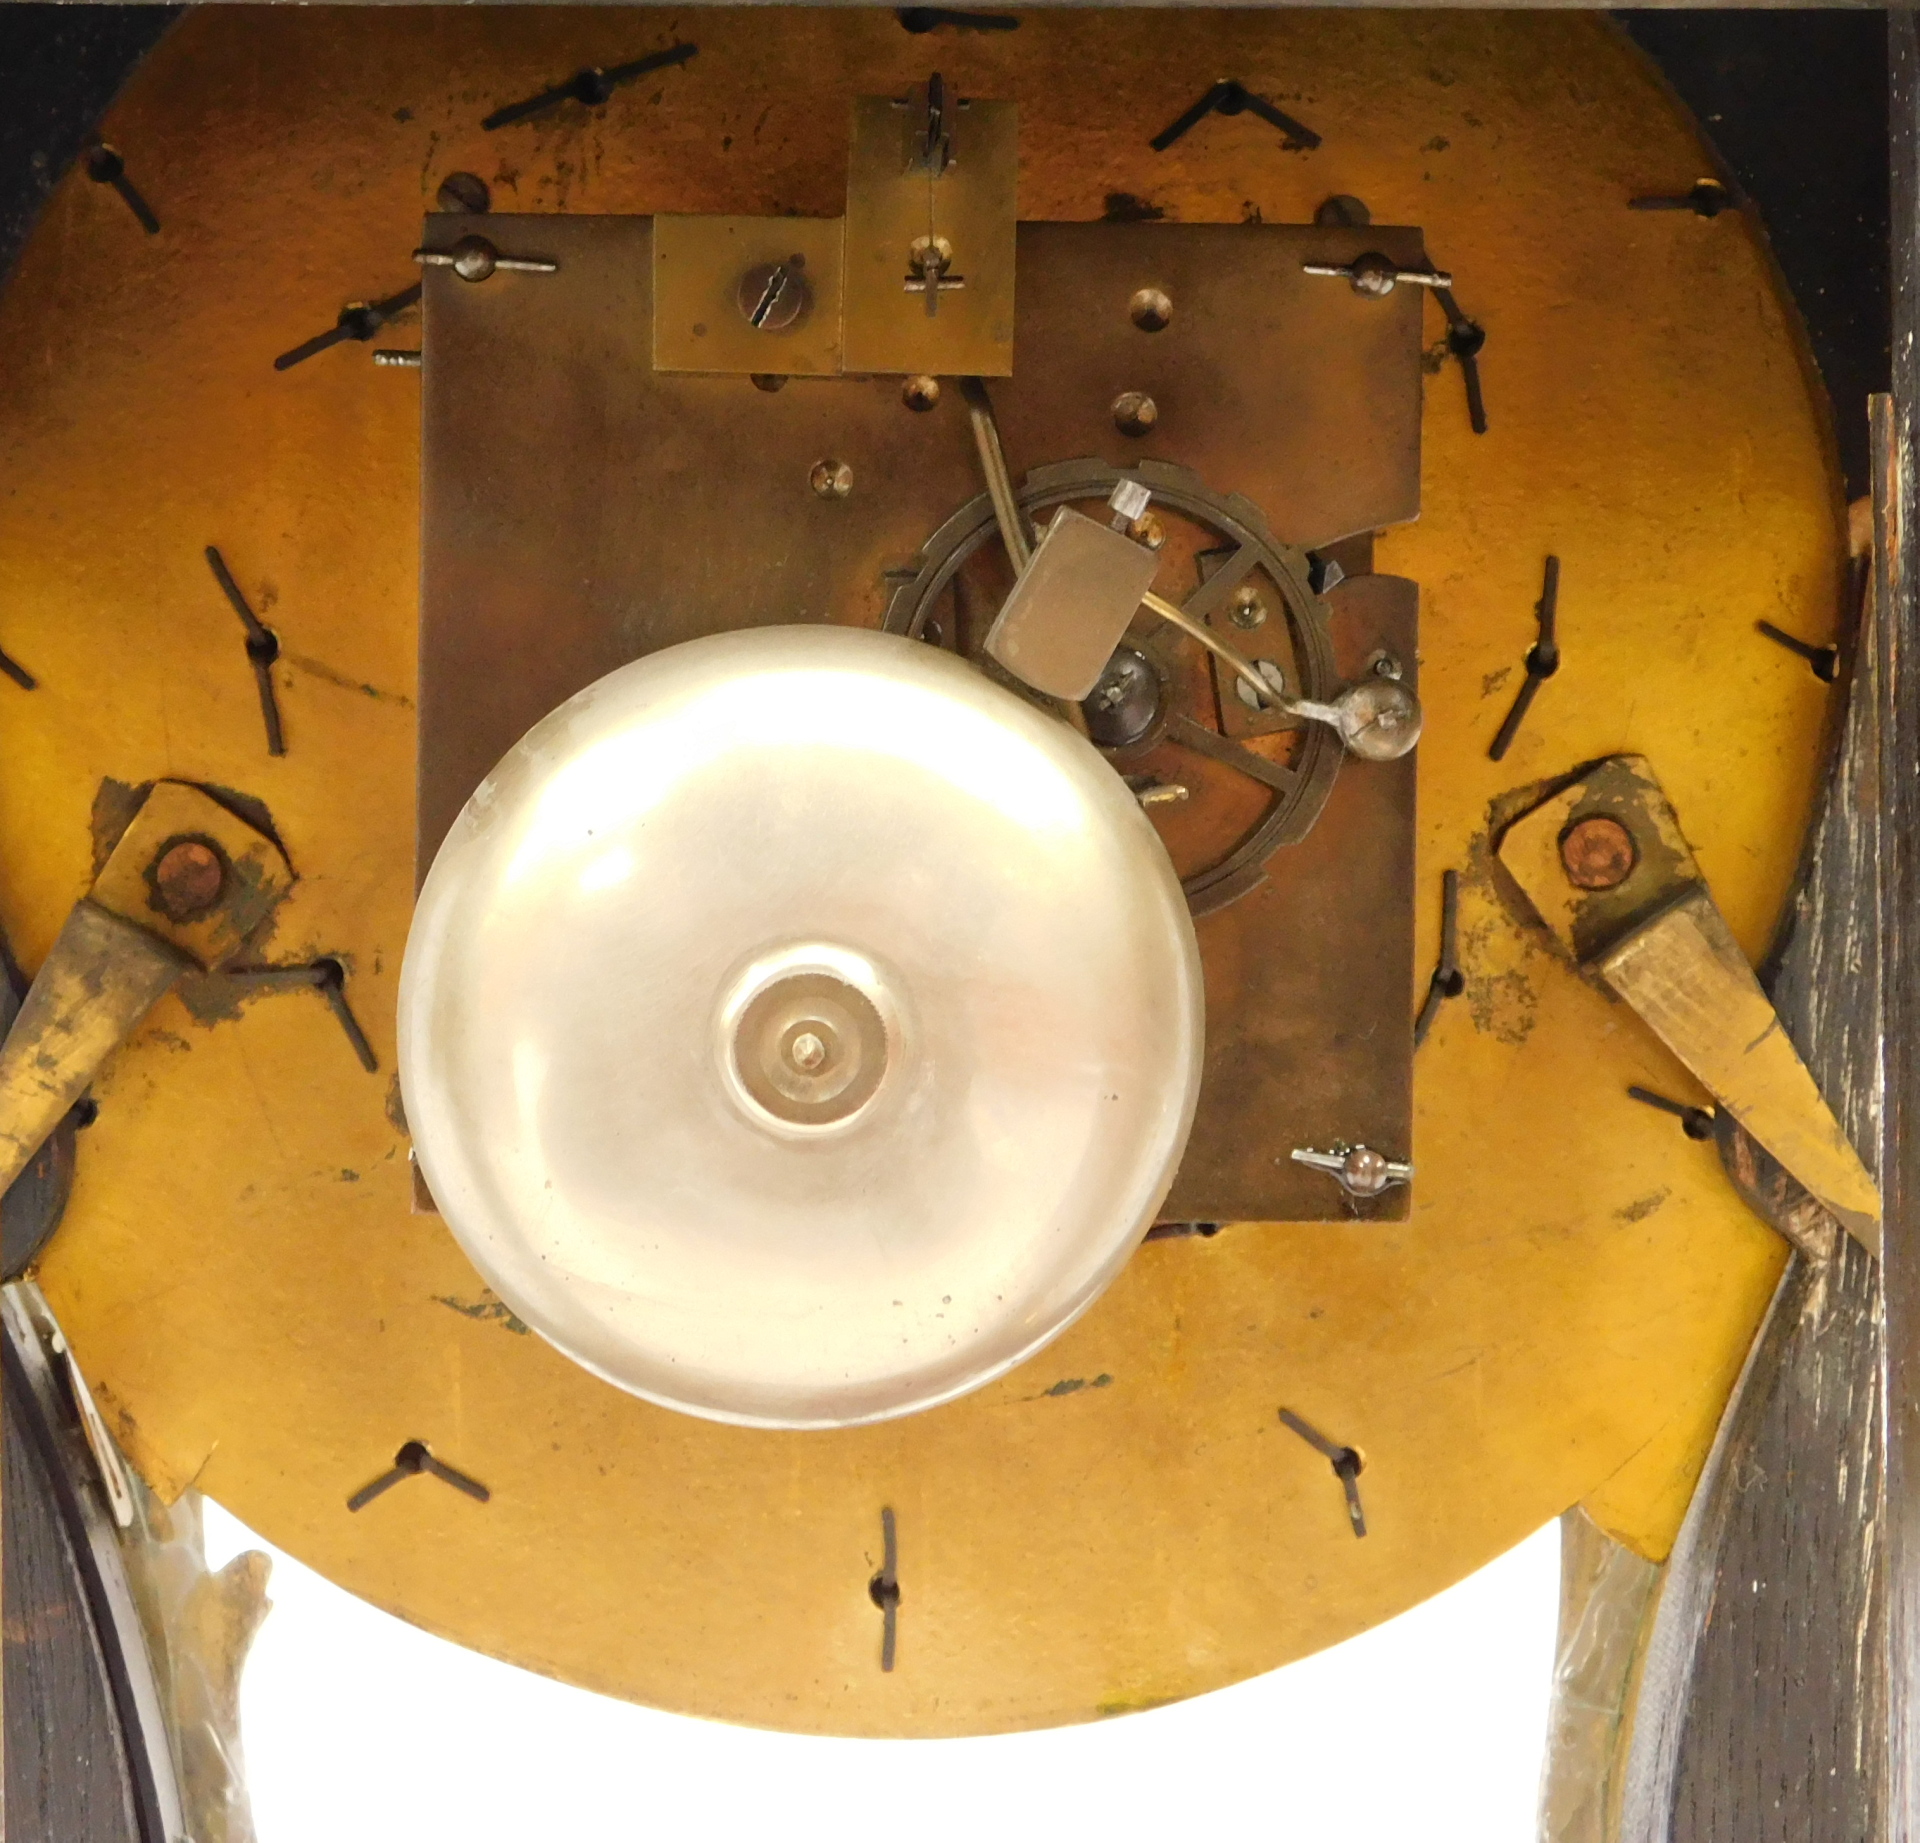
417,212,1426,1222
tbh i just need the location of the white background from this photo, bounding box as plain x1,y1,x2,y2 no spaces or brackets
205,1504,1561,1843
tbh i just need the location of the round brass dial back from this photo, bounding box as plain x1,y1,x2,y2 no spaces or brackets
0,7,1840,1734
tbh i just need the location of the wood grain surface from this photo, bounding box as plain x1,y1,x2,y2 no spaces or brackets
1613,367,1893,1843
3,1383,145,1843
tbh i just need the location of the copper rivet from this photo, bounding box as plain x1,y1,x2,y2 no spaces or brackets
152,840,225,918
1560,815,1636,891
1112,390,1158,437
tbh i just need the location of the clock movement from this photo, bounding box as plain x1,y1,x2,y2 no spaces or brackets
0,12,1887,1827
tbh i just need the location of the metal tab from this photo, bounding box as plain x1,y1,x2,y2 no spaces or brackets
653,214,846,377
89,778,294,970
985,506,1162,700
842,91,1016,376
23,1285,137,1530
1290,1143,1414,1198
0,781,296,1195
1497,754,1879,1249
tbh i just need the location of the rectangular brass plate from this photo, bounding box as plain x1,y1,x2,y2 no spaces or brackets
1159,571,1416,1224
653,215,845,377
988,222,1424,546
842,96,1017,377
420,213,1419,1222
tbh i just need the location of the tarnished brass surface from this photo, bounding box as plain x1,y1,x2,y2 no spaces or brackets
417,215,1422,868
987,222,1426,548
1160,571,1415,1224
415,206,1422,1223
842,92,1017,377
882,455,1352,908
652,214,846,376
421,207,1411,1216
878,461,1396,1218
0,8,1845,1735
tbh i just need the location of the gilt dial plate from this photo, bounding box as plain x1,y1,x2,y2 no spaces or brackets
0,7,1838,1734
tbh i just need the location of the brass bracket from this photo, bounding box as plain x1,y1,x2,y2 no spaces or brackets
0,781,295,1195
843,84,1016,376
1497,754,1880,1253
652,215,847,377
651,77,1016,380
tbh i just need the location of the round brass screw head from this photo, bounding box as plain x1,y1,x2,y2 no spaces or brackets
1129,287,1172,332
449,234,499,282
1112,391,1158,437
435,171,491,215
150,839,226,920
1560,815,1637,891
809,460,853,500
736,257,811,332
1314,193,1372,228
1228,586,1267,630
1341,1147,1391,1196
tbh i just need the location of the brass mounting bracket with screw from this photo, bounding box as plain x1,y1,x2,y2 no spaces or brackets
1497,754,1879,1252
0,781,296,1198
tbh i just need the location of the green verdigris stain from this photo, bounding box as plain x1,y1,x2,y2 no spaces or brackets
434,1291,531,1335
1043,1373,1114,1398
